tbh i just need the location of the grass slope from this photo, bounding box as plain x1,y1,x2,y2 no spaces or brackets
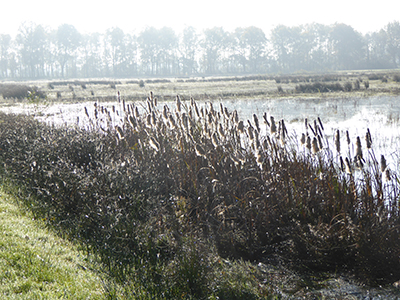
0,189,105,299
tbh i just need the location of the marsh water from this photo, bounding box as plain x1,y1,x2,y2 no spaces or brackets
2,95,400,167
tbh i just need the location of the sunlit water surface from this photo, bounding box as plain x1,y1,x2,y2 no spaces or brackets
2,95,400,169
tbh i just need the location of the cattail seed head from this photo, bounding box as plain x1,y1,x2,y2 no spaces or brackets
151,111,157,126
163,105,168,120
146,114,152,127
218,123,224,137
253,114,260,133
380,155,387,173
256,148,264,165
355,136,362,158
306,136,311,151
135,106,140,118
365,128,372,149
317,117,324,131
182,113,188,131
233,110,239,124
280,120,287,141
335,130,340,153
128,115,137,129
340,156,345,172
300,133,306,145
237,121,244,134
147,99,152,113
207,112,213,125
312,137,319,154
247,125,254,140
176,95,181,112
169,114,176,128
385,169,391,181
317,135,323,150
263,112,269,126
346,130,350,146
224,107,229,118
345,157,352,174
270,116,277,134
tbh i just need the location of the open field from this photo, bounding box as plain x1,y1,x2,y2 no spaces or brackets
2,70,400,103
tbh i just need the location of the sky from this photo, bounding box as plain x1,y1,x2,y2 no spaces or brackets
1,0,399,37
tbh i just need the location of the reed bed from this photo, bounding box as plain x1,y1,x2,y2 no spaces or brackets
1,92,400,298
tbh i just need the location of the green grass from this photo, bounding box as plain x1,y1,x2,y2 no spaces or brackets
0,188,105,299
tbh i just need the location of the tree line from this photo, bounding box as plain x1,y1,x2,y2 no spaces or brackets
0,21,400,79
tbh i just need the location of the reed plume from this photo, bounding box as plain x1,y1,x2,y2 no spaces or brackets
312,137,319,154
366,128,372,149
380,154,387,173
355,136,362,158
253,114,260,133
270,116,277,134
335,130,340,153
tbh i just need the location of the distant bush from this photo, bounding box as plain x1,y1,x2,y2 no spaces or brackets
364,80,370,89
145,78,171,84
343,81,353,91
353,79,360,90
393,74,400,82
138,80,145,88
382,77,388,83
368,74,385,81
295,82,343,93
49,80,121,86
0,84,46,100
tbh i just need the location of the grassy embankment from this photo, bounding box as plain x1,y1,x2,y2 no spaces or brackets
0,189,107,299
1,86,400,298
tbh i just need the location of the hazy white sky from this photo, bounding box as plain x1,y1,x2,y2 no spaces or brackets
1,0,399,37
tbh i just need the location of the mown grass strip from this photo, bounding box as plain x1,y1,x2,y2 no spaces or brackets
0,189,105,299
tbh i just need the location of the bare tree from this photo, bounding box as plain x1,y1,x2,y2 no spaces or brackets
56,24,81,77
